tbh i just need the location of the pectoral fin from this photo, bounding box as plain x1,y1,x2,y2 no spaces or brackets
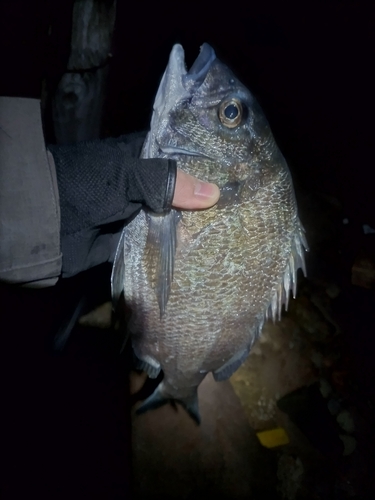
145,210,180,317
111,226,126,310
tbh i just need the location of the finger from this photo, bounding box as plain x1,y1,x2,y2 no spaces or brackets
172,169,220,209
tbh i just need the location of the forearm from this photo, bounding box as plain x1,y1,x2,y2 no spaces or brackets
0,97,62,287
0,97,219,285
49,137,177,278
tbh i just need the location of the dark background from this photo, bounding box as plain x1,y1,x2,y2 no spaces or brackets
1,1,374,498
1,1,374,225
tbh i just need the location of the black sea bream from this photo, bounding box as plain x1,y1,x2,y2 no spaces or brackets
111,43,307,423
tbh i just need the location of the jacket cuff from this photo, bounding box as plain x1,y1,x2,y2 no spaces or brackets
163,160,177,211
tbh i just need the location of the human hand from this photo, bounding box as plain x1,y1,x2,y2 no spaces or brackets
172,169,220,210
50,133,220,278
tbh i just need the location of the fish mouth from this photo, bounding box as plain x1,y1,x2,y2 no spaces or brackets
182,43,216,89
143,43,217,159
153,43,216,110
161,44,216,158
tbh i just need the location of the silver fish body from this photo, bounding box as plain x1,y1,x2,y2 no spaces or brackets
112,43,307,422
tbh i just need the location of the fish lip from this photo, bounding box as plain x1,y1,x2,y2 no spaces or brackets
154,43,217,111
153,44,187,112
183,43,216,89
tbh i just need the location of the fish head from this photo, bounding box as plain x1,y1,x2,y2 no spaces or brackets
143,43,277,177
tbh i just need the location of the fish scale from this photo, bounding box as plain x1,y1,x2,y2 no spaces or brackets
111,43,307,423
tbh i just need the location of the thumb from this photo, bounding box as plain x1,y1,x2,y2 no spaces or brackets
172,169,220,210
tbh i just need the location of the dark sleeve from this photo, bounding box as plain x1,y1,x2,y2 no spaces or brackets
0,97,62,287
48,133,177,237
48,133,177,278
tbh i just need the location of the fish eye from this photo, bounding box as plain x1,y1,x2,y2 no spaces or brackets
219,98,243,128
224,104,238,119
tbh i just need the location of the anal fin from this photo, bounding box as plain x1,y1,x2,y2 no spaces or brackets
136,383,201,425
133,353,161,379
213,346,251,381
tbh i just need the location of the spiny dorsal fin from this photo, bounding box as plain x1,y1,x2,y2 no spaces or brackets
266,220,308,322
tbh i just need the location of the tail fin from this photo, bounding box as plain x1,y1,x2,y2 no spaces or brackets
136,383,201,425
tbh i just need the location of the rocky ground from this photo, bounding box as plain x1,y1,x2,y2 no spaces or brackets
127,188,375,499
3,189,374,499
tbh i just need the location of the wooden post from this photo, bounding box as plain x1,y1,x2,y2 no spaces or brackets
52,0,116,144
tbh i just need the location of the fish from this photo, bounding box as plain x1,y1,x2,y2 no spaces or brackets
111,43,307,423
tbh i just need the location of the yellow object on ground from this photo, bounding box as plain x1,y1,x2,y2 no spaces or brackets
256,428,290,448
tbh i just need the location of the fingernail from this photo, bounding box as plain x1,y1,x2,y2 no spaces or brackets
194,181,220,199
